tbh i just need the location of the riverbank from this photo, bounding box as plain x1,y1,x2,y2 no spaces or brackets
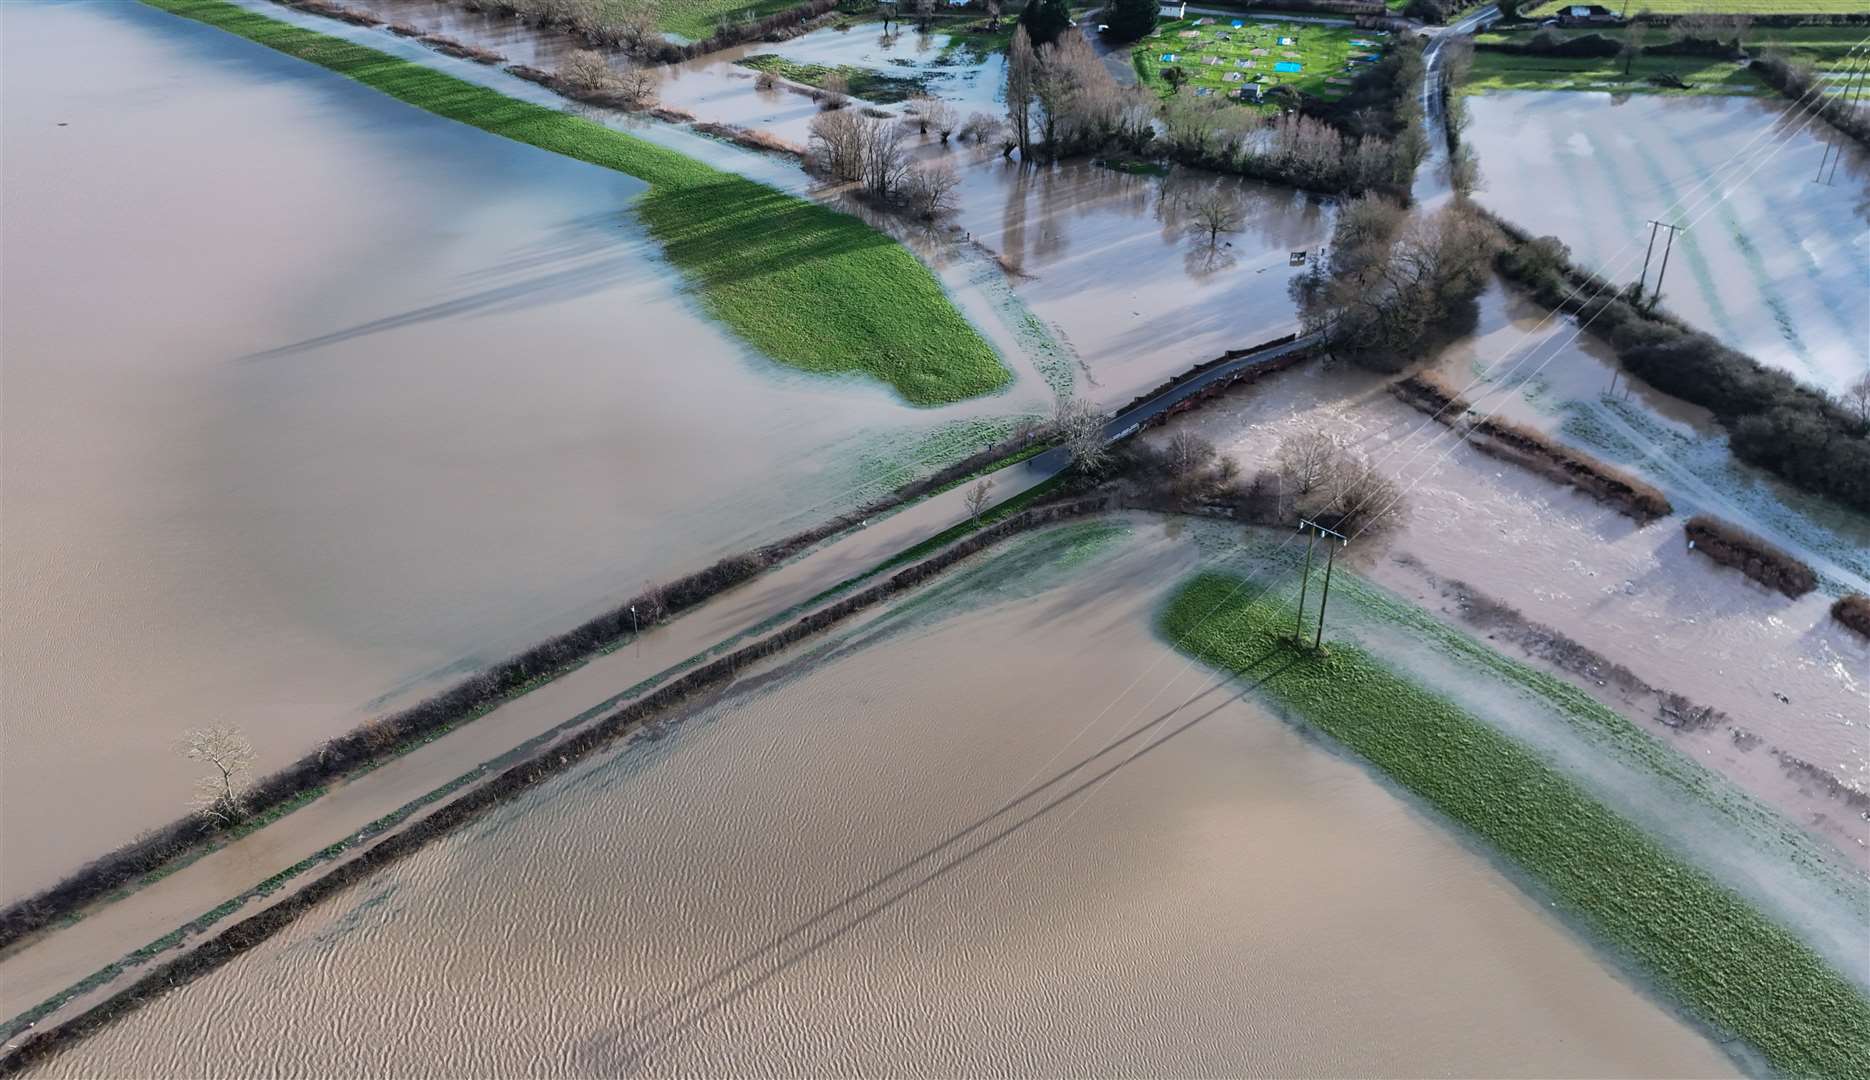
1160,570,1870,1078
141,0,1009,406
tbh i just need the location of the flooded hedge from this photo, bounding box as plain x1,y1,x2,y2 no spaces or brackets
0,417,1057,949
1832,593,1870,640
1391,372,1673,523
0,499,1110,1078
1488,215,1870,514
1683,514,1818,598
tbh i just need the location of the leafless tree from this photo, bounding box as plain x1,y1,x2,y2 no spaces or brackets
1184,185,1244,248
1618,21,1644,76
1846,372,1870,429
809,108,866,180
557,48,616,93
1312,450,1404,536
960,111,1003,144
1006,25,1038,159
754,67,780,91
1275,430,1342,497
964,477,995,523
902,160,962,218
180,726,256,825
920,97,959,141
1054,395,1109,471
859,115,910,197
913,0,934,31
985,0,1001,28
616,63,659,108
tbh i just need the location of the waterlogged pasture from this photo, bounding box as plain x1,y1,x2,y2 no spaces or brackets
25,522,1740,1078
1466,91,1870,396
1161,570,1870,1079
0,0,1039,894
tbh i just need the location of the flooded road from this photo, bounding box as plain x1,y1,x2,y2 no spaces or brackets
26,522,1738,1078
1157,284,1870,863
0,0,1039,896
1466,91,1870,396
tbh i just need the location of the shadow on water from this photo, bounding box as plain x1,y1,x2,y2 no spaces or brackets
574,651,1299,1073
241,210,661,360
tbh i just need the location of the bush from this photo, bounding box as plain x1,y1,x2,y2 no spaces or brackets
1684,514,1817,598
1832,593,1870,640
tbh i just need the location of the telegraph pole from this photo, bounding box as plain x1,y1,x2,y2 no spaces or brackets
1295,518,1348,650
1637,220,1684,303
1820,64,1869,186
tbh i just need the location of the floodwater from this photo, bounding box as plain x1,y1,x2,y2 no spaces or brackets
1466,91,1870,396
312,5,1336,402
1156,284,1870,862
27,522,1738,1078
0,0,1041,897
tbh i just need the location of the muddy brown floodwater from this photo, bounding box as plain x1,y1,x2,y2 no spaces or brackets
0,0,1042,897
1155,284,1870,865
1466,91,1870,396
304,4,1337,403
25,521,1738,1078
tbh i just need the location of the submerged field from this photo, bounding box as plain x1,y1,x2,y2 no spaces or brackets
1161,571,1870,1079
142,0,1009,406
1525,0,1870,12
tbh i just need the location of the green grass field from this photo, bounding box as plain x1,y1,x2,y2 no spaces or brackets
1526,0,1869,12
1466,47,1771,92
1133,18,1392,105
141,0,1010,406
1160,570,1870,1080
653,0,802,40
736,54,932,101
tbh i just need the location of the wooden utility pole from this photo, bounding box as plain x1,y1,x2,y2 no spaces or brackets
1295,518,1348,650
1637,219,1684,303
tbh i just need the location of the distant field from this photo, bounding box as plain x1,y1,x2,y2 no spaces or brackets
1525,0,1870,13
652,0,801,40
1134,17,1391,104
1466,48,1772,93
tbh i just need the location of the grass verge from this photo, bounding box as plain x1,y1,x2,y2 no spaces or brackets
143,0,1008,406
1160,570,1870,1079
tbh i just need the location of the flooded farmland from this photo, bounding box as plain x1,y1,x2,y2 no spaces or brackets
294,3,1336,402
1465,91,1870,396
24,522,1742,1079
0,0,1045,896
1154,284,1870,865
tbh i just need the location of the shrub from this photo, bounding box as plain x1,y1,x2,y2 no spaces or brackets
1683,514,1817,598
1832,593,1870,640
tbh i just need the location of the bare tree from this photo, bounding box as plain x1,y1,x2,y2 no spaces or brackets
926,99,959,141
1618,20,1644,77
180,726,256,825
754,67,780,91
1275,430,1342,497
859,115,911,197
985,0,1001,29
1184,186,1244,249
913,0,934,31
809,108,866,181
1846,372,1870,429
1006,25,1038,159
616,63,659,109
557,49,616,93
960,111,1003,144
964,477,995,524
1054,395,1109,471
1313,450,1404,536
902,160,962,218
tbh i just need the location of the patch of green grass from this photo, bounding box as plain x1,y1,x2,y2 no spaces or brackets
1094,156,1171,176
655,0,804,40
1133,18,1391,105
142,0,1009,406
1160,571,1870,1080
737,53,932,101
1465,48,1769,94
937,20,1016,64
